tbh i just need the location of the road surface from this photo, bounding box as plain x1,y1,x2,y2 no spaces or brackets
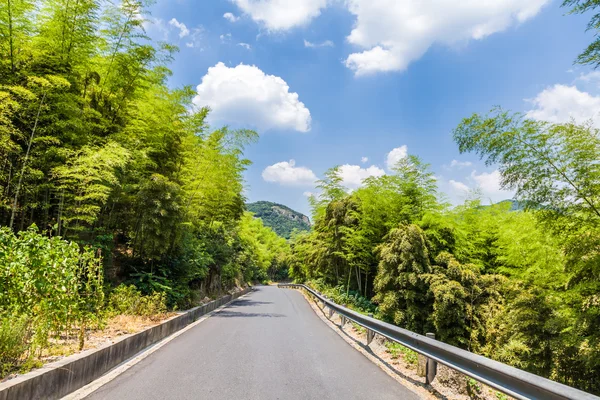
86,285,420,400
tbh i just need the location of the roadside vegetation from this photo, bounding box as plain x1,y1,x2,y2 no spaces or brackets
0,0,289,377
2,0,600,395
288,1,600,395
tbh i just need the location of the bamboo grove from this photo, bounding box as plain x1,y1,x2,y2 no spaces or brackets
289,116,600,394
0,0,288,344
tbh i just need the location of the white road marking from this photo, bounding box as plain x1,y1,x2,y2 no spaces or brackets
62,292,251,400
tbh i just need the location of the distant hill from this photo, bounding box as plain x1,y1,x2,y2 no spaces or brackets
486,200,532,211
247,201,311,239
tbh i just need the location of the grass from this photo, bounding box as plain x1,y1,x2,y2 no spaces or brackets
351,321,366,334
385,341,418,366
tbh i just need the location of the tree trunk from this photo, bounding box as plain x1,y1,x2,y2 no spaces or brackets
7,0,15,73
10,92,46,229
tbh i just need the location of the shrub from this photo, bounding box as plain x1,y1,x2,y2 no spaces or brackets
0,315,31,375
0,226,104,355
108,285,167,319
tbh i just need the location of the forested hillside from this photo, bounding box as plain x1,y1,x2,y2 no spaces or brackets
0,0,289,375
247,201,310,239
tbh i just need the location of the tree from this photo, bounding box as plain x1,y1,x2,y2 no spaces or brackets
373,224,431,332
563,0,600,67
0,0,34,75
453,109,600,230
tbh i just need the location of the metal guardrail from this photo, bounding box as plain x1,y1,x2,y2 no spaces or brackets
279,283,600,400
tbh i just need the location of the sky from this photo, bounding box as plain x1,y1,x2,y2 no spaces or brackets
144,0,599,217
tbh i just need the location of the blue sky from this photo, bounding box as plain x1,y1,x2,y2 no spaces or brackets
144,0,599,217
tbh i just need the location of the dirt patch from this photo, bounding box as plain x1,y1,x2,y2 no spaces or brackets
298,289,513,400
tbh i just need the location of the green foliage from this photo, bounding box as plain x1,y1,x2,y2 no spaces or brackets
0,0,283,326
0,315,30,375
563,0,600,67
454,110,600,393
290,134,600,393
108,285,167,319
246,201,310,239
385,342,418,365
453,109,600,228
0,226,103,368
235,212,290,283
374,224,432,331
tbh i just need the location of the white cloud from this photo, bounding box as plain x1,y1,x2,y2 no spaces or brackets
262,160,317,186
361,156,368,163
386,145,408,170
169,18,189,38
231,0,327,30
220,33,232,42
449,179,470,193
185,27,204,49
576,71,600,84
304,39,334,48
238,42,252,50
223,12,240,22
339,164,385,190
144,18,170,41
526,84,600,127
450,159,473,168
471,170,513,202
303,191,315,197
344,0,549,75
193,63,311,132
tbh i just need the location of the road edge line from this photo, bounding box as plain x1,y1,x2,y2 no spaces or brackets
295,288,435,400
62,291,252,400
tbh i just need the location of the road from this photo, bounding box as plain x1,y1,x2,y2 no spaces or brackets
86,285,420,400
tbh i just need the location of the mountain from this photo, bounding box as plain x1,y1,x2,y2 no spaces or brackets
246,201,311,239
483,199,532,211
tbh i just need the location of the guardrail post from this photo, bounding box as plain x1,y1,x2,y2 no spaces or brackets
425,333,437,384
340,305,347,328
366,314,375,345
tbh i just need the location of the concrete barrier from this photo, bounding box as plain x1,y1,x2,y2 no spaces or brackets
0,287,252,400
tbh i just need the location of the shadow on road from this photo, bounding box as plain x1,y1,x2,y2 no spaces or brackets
231,299,273,307
215,310,286,318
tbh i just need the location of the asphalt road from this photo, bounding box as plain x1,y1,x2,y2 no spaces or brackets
86,285,420,400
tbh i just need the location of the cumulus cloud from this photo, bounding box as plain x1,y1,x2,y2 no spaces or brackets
450,159,473,168
344,0,549,75
304,39,334,48
232,0,548,74
361,156,368,163
445,169,514,204
223,12,240,22
193,62,311,132
231,0,327,31
386,145,408,170
471,170,513,202
449,179,470,193
526,84,600,128
262,160,317,186
169,18,189,38
339,164,385,190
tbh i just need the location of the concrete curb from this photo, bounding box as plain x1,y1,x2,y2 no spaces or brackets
0,287,253,400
